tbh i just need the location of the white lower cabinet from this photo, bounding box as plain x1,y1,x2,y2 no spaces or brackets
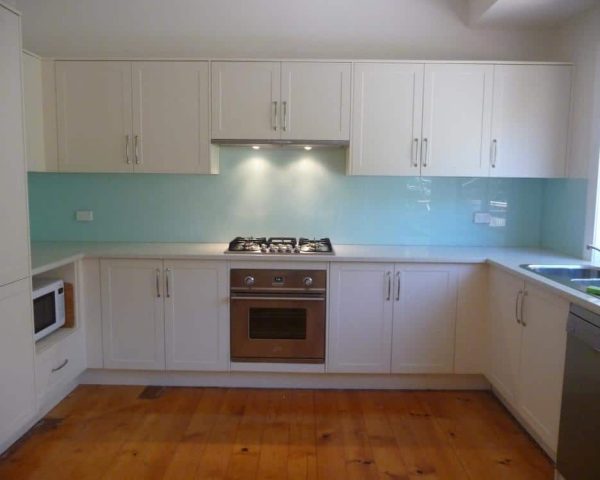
164,260,228,371
0,279,36,448
487,267,568,455
100,259,228,371
328,262,457,374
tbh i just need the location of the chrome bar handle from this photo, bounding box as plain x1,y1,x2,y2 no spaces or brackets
51,359,69,373
165,268,171,298
125,135,131,164
421,138,428,167
282,101,288,131
515,290,522,324
412,138,419,167
134,135,140,164
520,290,528,326
272,101,278,131
156,268,161,298
491,139,498,169
395,271,401,301
386,271,392,301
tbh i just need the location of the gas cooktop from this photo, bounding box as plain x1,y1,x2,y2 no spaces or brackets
226,237,334,255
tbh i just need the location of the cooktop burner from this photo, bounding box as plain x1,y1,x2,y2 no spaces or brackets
226,237,334,255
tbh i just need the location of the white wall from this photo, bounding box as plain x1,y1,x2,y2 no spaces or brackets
15,0,558,60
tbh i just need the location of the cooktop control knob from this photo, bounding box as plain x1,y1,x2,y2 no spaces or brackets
244,275,255,287
303,276,314,287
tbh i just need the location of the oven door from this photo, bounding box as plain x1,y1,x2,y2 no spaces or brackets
230,294,325,363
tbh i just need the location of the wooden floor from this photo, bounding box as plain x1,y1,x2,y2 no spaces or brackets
0,386,553,480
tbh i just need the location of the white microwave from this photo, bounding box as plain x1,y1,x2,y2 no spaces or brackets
32,278,66,341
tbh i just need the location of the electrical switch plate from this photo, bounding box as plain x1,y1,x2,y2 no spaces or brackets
473,212,491,224
75,210,94,222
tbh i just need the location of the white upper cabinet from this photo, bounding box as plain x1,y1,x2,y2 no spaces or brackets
211,61,281,140
350,63,424,175
132,62,211,174
280,62,350,141
328,263,394,373
56,61,133,173
0,7,30,287
391,265,458,373
421,64,493,177
490,65,571,178
164,260,229,371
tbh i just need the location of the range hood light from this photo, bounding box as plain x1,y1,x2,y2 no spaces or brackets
252,145,260,150
304,146,312,151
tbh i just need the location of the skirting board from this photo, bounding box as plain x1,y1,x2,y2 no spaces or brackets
80,369,490,390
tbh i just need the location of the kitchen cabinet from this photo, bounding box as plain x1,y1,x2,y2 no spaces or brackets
211,61,351,141
350,63,424,175
391,265,457,373
0,6,30,288
487,267,569,455
23,52,46,172
56,61,214,174
0,279,36,450
421,64,493,177
164,260,228,371
328,263,394,373
328,262,457,374
100,259,165,370
490,65,571,178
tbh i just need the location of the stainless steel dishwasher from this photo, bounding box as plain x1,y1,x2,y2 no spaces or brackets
556,304,600,480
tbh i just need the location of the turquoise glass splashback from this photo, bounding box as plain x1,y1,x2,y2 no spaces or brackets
29,147,550,247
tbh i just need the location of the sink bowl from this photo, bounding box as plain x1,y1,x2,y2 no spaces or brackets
520,264,600,293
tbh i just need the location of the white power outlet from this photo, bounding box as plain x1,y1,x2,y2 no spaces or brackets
75,210,94,222
473,212,491,224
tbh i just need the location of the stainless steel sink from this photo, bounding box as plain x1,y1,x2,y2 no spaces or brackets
520,264,600,293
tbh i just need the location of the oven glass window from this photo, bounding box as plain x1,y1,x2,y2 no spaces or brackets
34,292,56,334
248,308,307,340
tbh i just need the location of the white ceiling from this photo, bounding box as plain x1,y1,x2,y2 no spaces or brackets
469,0,600,28
15,0,560,60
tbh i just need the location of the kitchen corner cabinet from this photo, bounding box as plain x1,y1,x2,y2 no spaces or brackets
56,61,213,174
100,259,228,372
211,61,351,141
328,263,457,374
487,267,568,454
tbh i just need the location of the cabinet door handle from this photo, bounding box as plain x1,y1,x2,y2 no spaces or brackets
421,138,428,167
282,101,288,132
491,139,498,168
395,271,401,301
520,290,528,326
134,135,140,164
386,271,392,301
156,268,161,298
51,358,69,372
515,290,523,324
165,268,171,298
412,138,419,167
125,135,131,164
272,101,278,131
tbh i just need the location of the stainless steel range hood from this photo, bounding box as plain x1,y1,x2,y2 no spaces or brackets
211,139,348,149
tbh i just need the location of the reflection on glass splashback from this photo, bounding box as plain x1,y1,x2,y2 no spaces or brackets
28,147,545,246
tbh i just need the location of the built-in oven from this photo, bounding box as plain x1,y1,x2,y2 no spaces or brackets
230,269,326,363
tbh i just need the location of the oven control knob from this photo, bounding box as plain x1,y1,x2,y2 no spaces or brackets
303,276,314,287
244,275,255,287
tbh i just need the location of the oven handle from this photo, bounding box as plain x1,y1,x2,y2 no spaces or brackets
230,294,325,302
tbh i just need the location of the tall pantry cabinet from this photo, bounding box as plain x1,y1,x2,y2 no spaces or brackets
0,3,37,452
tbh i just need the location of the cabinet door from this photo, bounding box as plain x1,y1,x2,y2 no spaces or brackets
0,8,30,287
211,61,280,140
421,64,493,177
350,63,424,175
491,65,571,178
280,62,351,141
100,259,165,370
487,268,524,404
56,61,133,172
132,62,211,174
391,265,458,373
0,279,36,448
519,283,568,454
328,263,394,373
164,260,228,371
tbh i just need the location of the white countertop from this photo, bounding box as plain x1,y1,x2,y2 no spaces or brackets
31,241,600,314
